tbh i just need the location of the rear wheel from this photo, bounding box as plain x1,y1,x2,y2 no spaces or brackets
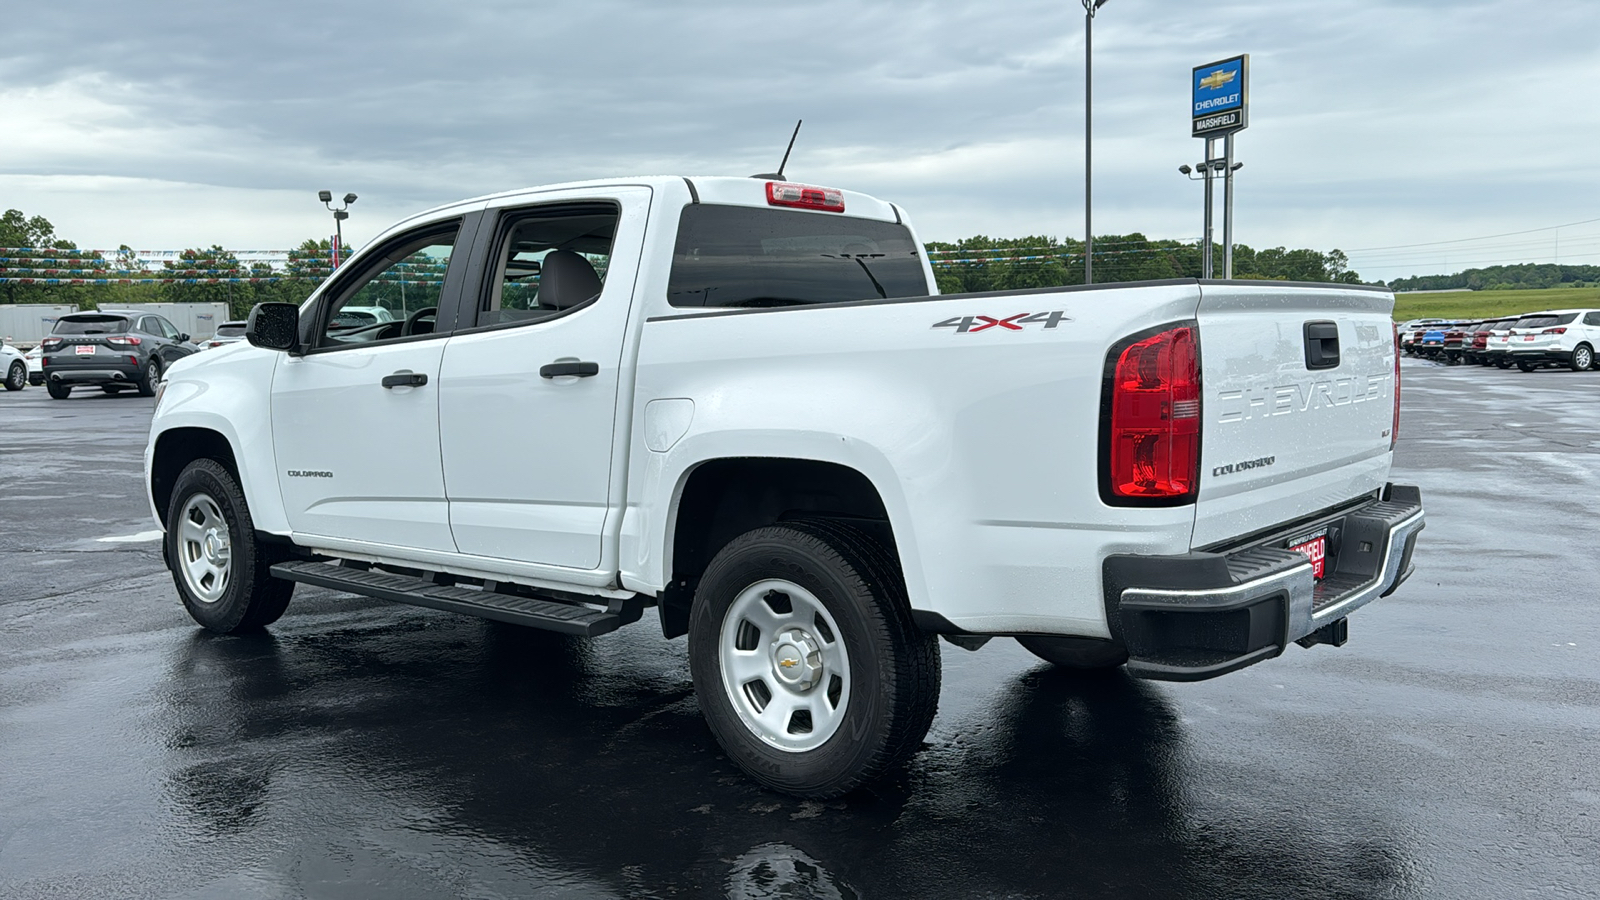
1571,344,1593,372
102,385,127,394
137,357,162,397
688,520,940,798
1016,635,1129,670
45,380,71,399
165,458,294,633
1495,358,1512,369
4,361,24,391
1518,361,1537,372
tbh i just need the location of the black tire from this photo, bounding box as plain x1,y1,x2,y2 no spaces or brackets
165,458,294,633
1517,361,1536,372
102,385,127,394
46,380,71,399
1571,344,1593,372
1495,358,1512,369
4,361,24,391
137,357,162,397
688,520,940,798
1016,635,1129,670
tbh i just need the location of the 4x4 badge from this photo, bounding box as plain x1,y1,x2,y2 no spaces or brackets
932,311,1071,333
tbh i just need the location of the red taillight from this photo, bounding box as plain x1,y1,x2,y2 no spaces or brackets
41,337,62,349
106,335,141,347
1107,325,1200,501
1542,327,1567,335
1392,324,1401,450
766,181,845,213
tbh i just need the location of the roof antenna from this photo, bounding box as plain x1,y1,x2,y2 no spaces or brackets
752,119,802,180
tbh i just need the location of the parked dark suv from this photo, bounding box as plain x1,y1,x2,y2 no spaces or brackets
39,310,196,399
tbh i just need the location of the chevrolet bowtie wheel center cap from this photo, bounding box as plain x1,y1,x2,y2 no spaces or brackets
772,630,823,690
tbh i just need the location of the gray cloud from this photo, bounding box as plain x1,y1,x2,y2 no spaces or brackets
2,0,1597,276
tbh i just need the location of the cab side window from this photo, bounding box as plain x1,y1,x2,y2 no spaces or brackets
477,203,619,328
318,223,460,348
1585,312,1600,327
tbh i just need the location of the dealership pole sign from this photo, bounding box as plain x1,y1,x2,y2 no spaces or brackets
1192,54,1248,138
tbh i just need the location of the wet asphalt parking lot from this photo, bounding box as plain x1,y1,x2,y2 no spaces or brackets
1,358,1597,899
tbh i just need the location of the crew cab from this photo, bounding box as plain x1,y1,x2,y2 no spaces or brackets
144,176,1424,797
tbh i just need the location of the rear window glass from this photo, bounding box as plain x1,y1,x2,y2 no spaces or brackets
667,205,929,309
214,324,246,337
1514,314,1575,328
53,316,129,335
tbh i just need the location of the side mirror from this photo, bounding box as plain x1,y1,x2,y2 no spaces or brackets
247,303,301,354
176,333,190,343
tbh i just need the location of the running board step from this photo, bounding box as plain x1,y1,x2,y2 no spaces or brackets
269,560,636,637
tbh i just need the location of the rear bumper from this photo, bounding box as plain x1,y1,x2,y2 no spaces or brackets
1509,349,1569,364
1103,484,1424,682
48,364,142,385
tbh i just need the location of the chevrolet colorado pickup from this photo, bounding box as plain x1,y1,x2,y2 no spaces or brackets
145,176,1424,797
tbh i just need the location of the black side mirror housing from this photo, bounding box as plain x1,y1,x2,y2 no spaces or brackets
247,303,302,354
176,333,190,343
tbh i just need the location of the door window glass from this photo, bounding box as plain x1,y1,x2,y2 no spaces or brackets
154,317,181,339
479,203,619,328
320,224,460,347
1585,312,1600,327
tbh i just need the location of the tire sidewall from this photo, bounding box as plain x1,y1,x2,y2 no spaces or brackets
688,529,894,795
166,460,260,632
6,361,23,390
1574,345,1593,371
140,357,162,396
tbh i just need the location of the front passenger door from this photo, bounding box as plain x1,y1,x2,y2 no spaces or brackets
271,211,481,553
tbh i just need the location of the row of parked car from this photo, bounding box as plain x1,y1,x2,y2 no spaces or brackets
1399,309,1600,372
0,312,248,396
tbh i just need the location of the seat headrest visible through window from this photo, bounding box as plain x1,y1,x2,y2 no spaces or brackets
539,249,602,310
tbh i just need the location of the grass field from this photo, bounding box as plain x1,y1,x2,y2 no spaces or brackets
1391,286,1600,322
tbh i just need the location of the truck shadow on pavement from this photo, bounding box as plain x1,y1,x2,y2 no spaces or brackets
159,619,1412,899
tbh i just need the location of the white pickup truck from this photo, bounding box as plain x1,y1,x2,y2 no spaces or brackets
145,176,1424,797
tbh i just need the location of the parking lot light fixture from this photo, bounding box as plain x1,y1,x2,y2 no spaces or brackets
319,190,358,268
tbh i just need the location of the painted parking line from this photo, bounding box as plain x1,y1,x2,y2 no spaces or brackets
95,530,164,544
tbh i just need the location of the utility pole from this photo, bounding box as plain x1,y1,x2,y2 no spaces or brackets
1082,0,1109,285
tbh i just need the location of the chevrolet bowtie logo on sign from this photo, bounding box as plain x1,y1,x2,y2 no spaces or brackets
1192,54,1249,138
1198,68,1236,91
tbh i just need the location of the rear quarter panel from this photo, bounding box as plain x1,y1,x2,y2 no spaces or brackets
621,282,1204,638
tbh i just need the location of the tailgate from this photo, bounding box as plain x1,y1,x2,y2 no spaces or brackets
1192,283,1396,548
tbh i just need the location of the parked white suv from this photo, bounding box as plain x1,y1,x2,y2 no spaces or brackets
1504,309,1600,371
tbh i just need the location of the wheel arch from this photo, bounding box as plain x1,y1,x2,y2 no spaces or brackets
150,427,241,528
657,456,904,639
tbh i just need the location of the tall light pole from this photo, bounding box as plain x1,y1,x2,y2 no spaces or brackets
318,190,357,268
1083,0,1108,285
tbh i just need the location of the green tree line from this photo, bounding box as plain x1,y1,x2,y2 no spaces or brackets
1,209,343,319
6,207,1367,320
925,233,1360,294
1385,263,1600,293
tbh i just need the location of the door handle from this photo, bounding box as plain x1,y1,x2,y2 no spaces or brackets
539,361,599,378
381,371,428,388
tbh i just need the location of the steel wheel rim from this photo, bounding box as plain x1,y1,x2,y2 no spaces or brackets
178,492,232,604
718,578,850,753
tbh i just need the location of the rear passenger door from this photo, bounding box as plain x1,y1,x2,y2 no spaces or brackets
438,187,651,571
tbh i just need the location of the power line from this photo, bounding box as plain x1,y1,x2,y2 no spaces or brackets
1347,217,1600,252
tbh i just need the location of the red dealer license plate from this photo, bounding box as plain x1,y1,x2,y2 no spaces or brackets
75,344,96,356
1288,532,1327,580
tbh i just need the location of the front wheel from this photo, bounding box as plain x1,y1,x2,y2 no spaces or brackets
5,361,24,391
165,458,293,633
1495,358,1512,369
1571,344,1593,372
688,521,940,798
1518,361,1537,372
1016,635,1129,670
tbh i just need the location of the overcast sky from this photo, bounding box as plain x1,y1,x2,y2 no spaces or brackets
3,0,1597,280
